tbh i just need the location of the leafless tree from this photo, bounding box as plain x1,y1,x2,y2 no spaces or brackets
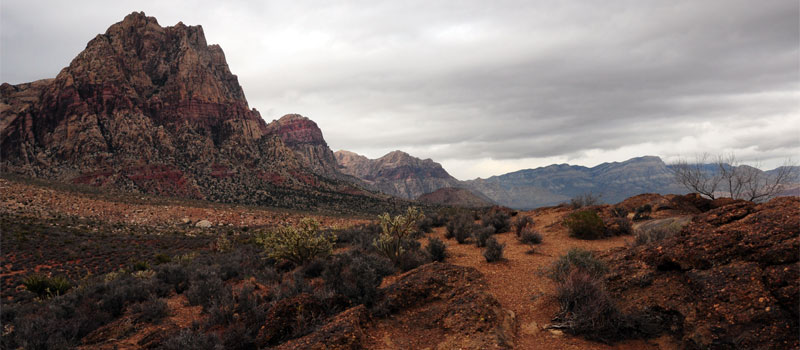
671,153,797,202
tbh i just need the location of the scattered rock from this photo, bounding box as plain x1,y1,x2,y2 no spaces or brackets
194,220,212,228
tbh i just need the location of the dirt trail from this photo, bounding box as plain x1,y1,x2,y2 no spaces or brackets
427,207,678,350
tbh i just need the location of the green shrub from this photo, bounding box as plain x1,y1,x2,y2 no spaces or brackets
564,210,606,239
22,274,71,298
132,260,151,272
373,207,424,266
483,237,505,262
425,238,447,262
512,215,534,237
260,218,336,266
550,248,607,283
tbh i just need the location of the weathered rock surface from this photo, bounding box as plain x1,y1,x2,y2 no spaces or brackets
365,262,516,349
335,150,465,200
603,197,800,349
0,12,395,213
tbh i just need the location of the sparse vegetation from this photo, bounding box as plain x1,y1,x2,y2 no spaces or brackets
550,248,607,283
447,214,474,244
570,192,602,209
21,274,71,298
425,237,447,262
512,215,534,237
633,223,683,246
671,153,798,202
481,209,511,233
374,207,424,264
483,237,505,262
564,210,606,239
474,226,494,247
259,218,336,266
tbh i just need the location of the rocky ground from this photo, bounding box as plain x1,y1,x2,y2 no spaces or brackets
1,176,796,349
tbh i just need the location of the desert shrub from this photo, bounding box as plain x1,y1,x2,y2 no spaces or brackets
22,274,72,298
481,210,511,233
564,210,606,240
155,263,190,294
300,258,327,278
100,274,152,317
605,217,633,236
131,260,151,272
446,214,474,244
554,269,632,343
259,218,336,266
473,226,494,247
426,237,447,262
131,297,169,323
570,192,602,209
397,248,428,272
610,207,628,218
374,207,424,264
161,328,222,350
206,295,236,327
512,215,534,237
322,252,388,308
186,267,228,310
519,228,543,245
550,248,607,283
335,223,381,250
154,253,172,264
483,237,505,262
633,223,682,246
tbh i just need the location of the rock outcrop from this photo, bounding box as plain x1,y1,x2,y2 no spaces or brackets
335,150,464,200
603,197,799,349
0,12,393,212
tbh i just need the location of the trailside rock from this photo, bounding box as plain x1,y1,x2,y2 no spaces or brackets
368,262,516,349
603,197,800,349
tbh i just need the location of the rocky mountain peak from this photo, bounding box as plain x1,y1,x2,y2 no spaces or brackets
335,149,461,199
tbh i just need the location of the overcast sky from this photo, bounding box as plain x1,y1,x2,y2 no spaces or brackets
2,1,798,179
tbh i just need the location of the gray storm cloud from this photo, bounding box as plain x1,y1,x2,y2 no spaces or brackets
2,0,797,179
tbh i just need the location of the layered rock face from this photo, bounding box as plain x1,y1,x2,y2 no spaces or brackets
265,114,339,176
0,12,381,211
335,150,464,199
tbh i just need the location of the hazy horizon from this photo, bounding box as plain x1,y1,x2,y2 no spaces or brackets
2,1,798,179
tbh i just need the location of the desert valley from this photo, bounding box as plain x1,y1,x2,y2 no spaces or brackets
1,9,798,350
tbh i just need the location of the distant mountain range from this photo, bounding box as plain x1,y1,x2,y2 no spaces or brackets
463,156,687,209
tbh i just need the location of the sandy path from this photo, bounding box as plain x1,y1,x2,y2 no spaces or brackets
427,207,676,349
